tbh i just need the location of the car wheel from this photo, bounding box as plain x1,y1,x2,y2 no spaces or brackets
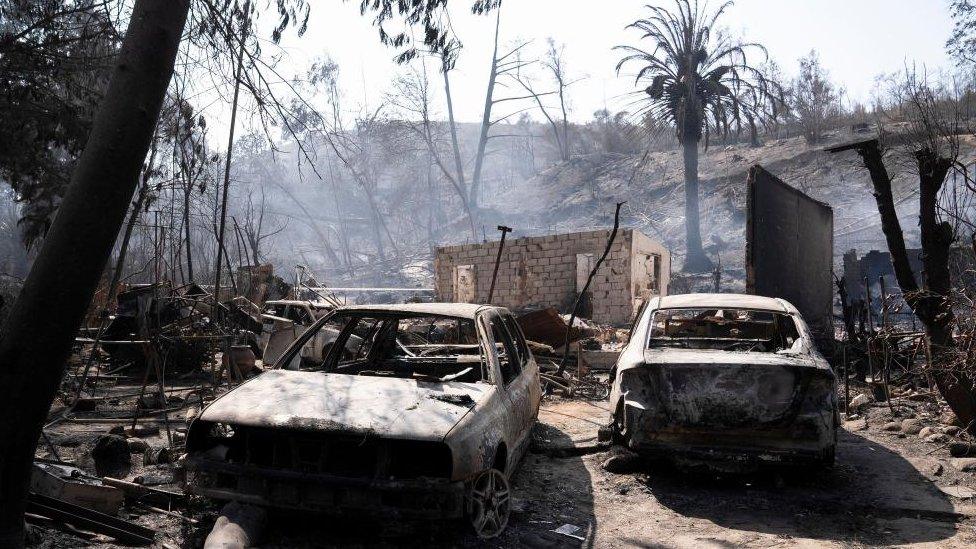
467,468,511,539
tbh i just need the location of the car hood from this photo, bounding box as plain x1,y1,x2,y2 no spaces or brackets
199,369,490,441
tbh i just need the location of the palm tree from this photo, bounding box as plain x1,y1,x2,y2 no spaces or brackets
617,0,776,272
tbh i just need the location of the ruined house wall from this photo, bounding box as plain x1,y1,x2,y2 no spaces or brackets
434,229,667,325
746,165,834,336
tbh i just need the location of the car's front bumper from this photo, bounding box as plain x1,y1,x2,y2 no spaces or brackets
184,457,467,519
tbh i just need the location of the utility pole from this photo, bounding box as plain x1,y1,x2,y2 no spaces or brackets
486,225,512,304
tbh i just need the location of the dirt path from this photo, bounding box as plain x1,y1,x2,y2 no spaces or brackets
502,398,976,548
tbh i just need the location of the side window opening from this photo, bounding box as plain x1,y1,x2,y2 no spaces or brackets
490,316,521,385
501,314,529,367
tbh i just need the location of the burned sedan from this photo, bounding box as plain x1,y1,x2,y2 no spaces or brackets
184,303,541,538
605,293,838,469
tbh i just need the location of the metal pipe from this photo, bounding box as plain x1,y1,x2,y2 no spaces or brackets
486,225,512,304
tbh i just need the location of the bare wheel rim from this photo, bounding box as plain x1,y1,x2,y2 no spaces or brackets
469,468,511,539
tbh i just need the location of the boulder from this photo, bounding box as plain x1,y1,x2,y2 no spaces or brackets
901,418,924,435
849,394,871,412
126,438,149,453
882,422,902,432
143,447,172,466
925,433,950,444
601,446,641,474
91,434,131,478
951,458,976,472
940,411,962,427
950,442,976,458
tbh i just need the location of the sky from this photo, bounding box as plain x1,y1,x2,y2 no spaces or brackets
248,0,956,129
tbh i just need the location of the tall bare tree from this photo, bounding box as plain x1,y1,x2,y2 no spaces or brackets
508,38,580,162
791,50,841,145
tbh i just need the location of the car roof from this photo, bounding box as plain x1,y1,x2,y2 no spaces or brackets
655,293,795,313
335,302,502,319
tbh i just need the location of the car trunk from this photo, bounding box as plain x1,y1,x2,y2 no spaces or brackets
630,349,826,430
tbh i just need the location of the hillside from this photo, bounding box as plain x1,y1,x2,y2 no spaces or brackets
479,130,976,286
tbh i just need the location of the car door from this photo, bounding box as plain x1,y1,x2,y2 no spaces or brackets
485,311,533,471
499,312,539,465
502,312,541,421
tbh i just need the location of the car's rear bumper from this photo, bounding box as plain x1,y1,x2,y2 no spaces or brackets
184,457,467,519
622,406,836,466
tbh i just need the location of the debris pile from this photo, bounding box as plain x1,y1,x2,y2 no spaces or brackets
31,266,342,546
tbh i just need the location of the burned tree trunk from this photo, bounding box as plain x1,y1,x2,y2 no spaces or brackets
0,2,189,545
830,139,976,432
914,148,976,427
681,139,712,272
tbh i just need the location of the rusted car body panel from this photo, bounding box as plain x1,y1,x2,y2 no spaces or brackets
608,293,838,467
184,303,541,520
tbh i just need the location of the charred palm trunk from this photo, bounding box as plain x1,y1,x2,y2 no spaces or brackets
0,2,189,545
681,139,713,272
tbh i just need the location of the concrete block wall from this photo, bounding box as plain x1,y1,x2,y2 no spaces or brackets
435,229,667,325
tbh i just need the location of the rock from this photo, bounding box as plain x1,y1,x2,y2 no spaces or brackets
126,438,149,453
172,432,187,445
601,446,641,474
901,418,924,435
205,502,267,549
125,425,160,438
143,447,172,466
938,485,976,499
849,394,872,412
882,421,902,432
925,433,950,444
919,426,941,439
185,406,201,425
137,393,165,410
951,458,976,472
945,426,962,436
940,411,962,427
843,418,868,432
91,434,132,478
950,442,976,457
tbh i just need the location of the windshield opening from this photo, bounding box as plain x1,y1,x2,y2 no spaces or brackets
284,312,488,383
647,307,800,352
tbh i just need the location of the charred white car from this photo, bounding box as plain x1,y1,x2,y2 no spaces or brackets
185,303,541,538
605,294,838,468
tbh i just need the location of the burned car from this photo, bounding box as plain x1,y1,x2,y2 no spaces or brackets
185,303,541,538
605,293,838,469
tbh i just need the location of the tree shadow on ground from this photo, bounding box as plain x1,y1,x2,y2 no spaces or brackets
628,429,959,546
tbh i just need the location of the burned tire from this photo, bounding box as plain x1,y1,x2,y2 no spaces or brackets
467,468,511,539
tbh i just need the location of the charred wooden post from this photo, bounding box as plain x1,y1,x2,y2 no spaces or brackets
556,202,624,378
